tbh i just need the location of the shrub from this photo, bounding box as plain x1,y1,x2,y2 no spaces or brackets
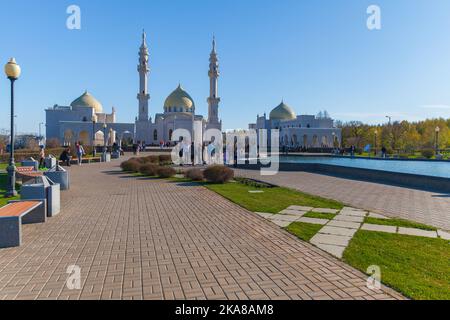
185,168,204,181
157,166,176,178
203,165,234,184
120,159,141,172
139,163,159,176
421,149,434,159
159,155,172,166
143,155,160,164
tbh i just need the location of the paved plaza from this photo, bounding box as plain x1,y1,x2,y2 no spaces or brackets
235,169,450,231
0,159,403,300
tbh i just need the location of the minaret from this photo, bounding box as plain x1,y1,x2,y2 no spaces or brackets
137,30,150,121
207,36,221,127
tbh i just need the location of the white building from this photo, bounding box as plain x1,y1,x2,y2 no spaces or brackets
250,102,341,149
46,31,222,146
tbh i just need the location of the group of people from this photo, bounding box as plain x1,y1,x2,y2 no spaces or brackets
59,142,85,167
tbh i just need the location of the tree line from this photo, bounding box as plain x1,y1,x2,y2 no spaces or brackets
337,118,450,156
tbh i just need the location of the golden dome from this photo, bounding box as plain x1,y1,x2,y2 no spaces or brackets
71,91,103,113
269,101,296,120
164,85,195,112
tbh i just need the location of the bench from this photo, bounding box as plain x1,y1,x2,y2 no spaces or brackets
58,157,102,166
16,166,43,183
0,200,46,248
16,166,34,174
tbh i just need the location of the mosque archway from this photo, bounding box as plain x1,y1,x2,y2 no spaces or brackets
64,129,74,146
303,135,308,147
94,130,104,146
321,136,328,147
79,131,90,145
313,135,318,147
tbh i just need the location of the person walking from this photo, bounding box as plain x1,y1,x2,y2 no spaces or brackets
75,142,85,165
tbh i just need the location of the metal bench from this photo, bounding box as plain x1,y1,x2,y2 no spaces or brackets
0,200,46,248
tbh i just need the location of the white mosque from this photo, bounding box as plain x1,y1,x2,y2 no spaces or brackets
249,102,342,149
46,31,222,147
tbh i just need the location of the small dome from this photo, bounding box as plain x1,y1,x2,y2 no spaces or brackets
71,91,103,113
164,85,195,113
270,101,296,120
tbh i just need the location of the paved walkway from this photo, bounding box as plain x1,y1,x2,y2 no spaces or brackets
0,160,403,300
235,169,450,231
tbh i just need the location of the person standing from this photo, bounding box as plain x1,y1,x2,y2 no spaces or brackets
38,146,45,169
75,142,85,165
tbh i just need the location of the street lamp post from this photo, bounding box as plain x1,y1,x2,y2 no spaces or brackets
39,122,44,145
4,58,21,197
435,126,440,156
92,116,97,157
102,123,107,161
374,129,378,157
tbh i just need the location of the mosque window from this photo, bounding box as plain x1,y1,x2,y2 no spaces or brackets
153,130,158,141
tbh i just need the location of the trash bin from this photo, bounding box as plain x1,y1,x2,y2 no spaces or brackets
21,176,61,217
102,153,111,162
44,165,70,190
44,155,57,169
111,151,120,159
21,157,39,171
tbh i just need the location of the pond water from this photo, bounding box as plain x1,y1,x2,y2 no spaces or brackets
279,156,450,179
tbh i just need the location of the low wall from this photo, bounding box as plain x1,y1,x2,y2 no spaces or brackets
236,162,450,194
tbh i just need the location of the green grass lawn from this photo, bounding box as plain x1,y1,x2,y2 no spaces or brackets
285,222,323,242
303,212,337,220
365,217,437,231
0,173,19,207
343,231,450,300
0,163,21,171
205,182,343,214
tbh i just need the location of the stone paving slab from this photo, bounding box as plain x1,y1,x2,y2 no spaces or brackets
398,228,438,238
0,158,404,300
327,220,362,229
361,224,397,234
311,208,340,214
268,214,299,222
255,212,274,219
334,215,365,223
310,234,352,247
287,205,314,212
314,244,346,259
279,209,308,217
319,226,358,237
368,212,390,220
340,210,368,218
437,230,450,240
270,220,292,228
297,217,329,225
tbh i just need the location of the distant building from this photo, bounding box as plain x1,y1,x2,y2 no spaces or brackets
45,31,222,147
250,101,341,149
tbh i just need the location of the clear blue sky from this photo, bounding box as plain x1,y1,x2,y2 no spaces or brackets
1,0,450,134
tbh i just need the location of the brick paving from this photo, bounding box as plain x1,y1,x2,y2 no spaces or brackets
0,159,404,300
235,169,450,231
